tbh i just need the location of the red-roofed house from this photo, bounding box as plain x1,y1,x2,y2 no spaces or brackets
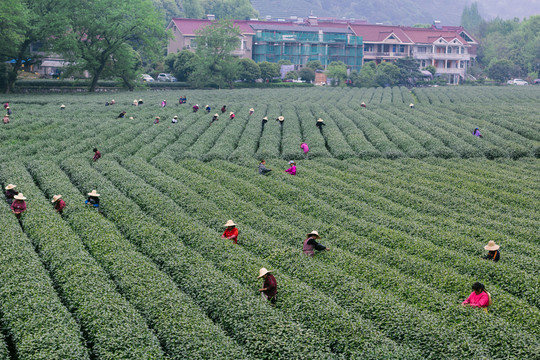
349,24,414,64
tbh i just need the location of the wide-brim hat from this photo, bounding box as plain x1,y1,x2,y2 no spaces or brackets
133,100,138,103
4,114,9,117
317,118,324,122
173,116,178,119
155,116,160,120
129,117,134,120
87,190,100,197
214,113,219,117
112,99,115,102
409,103,414,106
5,106,9,109
278,116,284,121
5,184,16,190
263,116,268,120
484,241,500,251
138,99,142,101
205,105,209,107
230,112,234,115
258,267,272,278
223,219,236,227
60,104,65,107
249,108,254,111
288,160,295,165
14,193,26,200
195,104,199,106
51,195,62,203
307,230,320,238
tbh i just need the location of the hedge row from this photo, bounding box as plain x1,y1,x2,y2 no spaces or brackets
2,162,166,360
54,159,331,359
0,191,89,360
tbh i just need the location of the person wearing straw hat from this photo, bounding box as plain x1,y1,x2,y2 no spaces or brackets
261,116,268,129
258,160,272,175
110,99,115,105
360,102,366,108
85,190,100,208
221,105,227,114
316,118,326,131
285,160,296,175
222,220,239,244
93,148,101,162
210,113,219,124
133,99,138,107
205,105,211,113
258,268,277,305
3,102,8,109
11,193,27,219
129,116,134,120
249,108,254,116
60,104,65,110
3,114,9,124
51,195,66,214
161,100,167,107
6,106,12,115
138,99,143,105
276,116,284,128
192,104,199,112
154,116,160,124
172,115,178,124
462,282,491,312
117,111,126,118
303,231,329,256
409,103,415,109
483,241,500,262
5,184,18,205
229,112,235,120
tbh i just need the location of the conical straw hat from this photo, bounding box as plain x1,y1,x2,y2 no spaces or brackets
257,267,272,278
51,195,62,203
5,184,16,190
484,241,500,251
14,193,26,200
223,219,236,227
87,190,100,197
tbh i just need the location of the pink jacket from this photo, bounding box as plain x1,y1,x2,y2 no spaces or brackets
462,291,489,307
285,165,296,175
301,143,309,153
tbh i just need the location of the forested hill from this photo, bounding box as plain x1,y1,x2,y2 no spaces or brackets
249,0,540,25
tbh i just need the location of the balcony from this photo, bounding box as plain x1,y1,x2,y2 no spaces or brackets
436,68,465,75
433,52,469,60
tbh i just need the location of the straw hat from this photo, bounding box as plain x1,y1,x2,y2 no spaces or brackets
249,108,254,111
288,160,295,165
5,184,16,190
278,116,284,121
205,105,209,107
263,116,268,120
14,193,26,200
409,103,414,107
307,230,320,238
223,219,236,227
138,99,142,102
230,112,234,115
87,190,100,197
361,102,365,105
155,116,160,120
317,118,324,122
129,117,134,120
484,241,500,251
257,267,272,279
6,106,9,109
173,116,178,119
214,113,219,117
163,100,166,102
60,104,65,108
133,99,138,103
51,195,62,203
195,104,199,106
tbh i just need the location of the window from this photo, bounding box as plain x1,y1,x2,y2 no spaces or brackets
364,44,374,52
190,39,197,48
417,46,426,53
447,47,452,53
399,45,405,53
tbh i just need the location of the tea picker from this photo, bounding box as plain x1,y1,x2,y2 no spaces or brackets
258,268,277,305
222,220,239,244
303,231,329,256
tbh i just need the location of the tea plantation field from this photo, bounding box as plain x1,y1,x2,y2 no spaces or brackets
0,86,538,359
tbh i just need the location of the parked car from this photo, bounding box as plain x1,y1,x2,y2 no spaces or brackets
507,79,529,85
534,79,540,84
140,74,154,82
157,73,175,82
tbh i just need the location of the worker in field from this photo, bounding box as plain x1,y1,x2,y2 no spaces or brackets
105,101,110,106
3,102,8,109
258,268,277,305
85,190,100,208
483,241,500,262
300,142,309,156
161,100,167,107
172,115,178,124
473,128,483,138
129,116,134,120
409,103,415,109
316,118,326,132
51,195,66,214
6,106,11,115
277,116,284,128
303,231,330,256
117,111,126,118
154,116,160,124
261,116,268,129
462,282,492,312
361,102,366,108
110,99,115,105
93,148,101,162
179,96,186,104
133,99,139,107
3,114,9,124
205,105,211,113
249,108,254,116
258,160,272,175
221,105,227,114
222,219,239,244
285,160,296,175
229,112,235,120
138,99,143,105
60,104,65,110
193,104,199,113
11,193,27,219
210,113,219,124
5,184,18,205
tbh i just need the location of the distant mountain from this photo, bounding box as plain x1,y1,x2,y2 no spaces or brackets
250,0,540,25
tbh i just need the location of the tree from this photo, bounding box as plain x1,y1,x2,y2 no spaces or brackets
200,0,257,20
326,61,347,86
278,59,292,66
487,58,515,83
171,50,197,81
306,60,323,71
461,2,484,36
237,58,260,82
299,67,315,82
183,0,204,18
105,44,142,91
57,0,165,92
395,57,422,85
284,70,298,80
423,65,437,75
374,62,400,87
189,19,241,88
356,61,376,87
259,61,280,81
